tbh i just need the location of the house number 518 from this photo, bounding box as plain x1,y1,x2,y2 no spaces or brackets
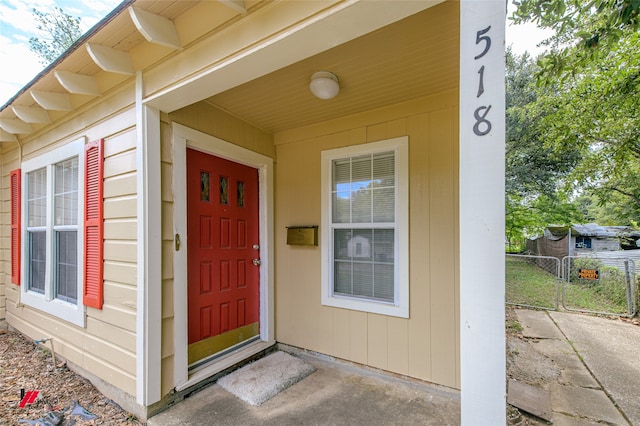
473,25,492,137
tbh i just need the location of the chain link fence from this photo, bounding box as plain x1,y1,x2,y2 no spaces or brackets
506,254,560,310
562,255,637,317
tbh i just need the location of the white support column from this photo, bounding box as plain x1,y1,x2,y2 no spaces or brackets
459,1,506,425
136,71,162,406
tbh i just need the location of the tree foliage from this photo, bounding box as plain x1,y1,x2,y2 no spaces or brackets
505,48,585,251
29,6,82,65
520,31,640,222
505,48,580,199
512,0,640,77
510,1,640,227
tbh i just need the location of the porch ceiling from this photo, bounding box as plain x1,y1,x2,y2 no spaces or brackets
204,3,459,134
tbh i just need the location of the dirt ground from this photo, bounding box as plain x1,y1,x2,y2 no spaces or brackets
0,327,142,426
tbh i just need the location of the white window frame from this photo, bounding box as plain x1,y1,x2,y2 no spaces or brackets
21,138,85,327
321,136,409,318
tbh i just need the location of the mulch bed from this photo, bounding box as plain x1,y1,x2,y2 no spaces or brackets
1,328,142,425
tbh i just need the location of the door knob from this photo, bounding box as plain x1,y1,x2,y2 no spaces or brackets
252,258,261,266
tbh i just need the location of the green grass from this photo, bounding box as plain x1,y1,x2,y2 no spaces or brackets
562,270,630,315
506,256,559,309
506,256,633,315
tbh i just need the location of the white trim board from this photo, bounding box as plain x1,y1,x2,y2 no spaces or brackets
459,1,506,425
136,72,163,406
172,123,275,391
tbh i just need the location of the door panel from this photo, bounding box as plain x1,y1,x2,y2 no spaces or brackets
187,148,260,365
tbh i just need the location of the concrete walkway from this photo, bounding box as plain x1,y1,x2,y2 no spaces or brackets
512,309,639,425
149,348,460,426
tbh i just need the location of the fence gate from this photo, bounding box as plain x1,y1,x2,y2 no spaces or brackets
506,254,561,310
562,255,637,317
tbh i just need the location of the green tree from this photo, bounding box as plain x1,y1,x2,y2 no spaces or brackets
505,48,580,199
505,48,584,251
512,1,640,225
517,30,640,223
29,6,83,65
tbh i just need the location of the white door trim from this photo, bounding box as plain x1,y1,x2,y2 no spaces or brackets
172,123,275,390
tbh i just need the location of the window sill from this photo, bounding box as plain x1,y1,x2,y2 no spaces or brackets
321,293,408,318
20,290,85,327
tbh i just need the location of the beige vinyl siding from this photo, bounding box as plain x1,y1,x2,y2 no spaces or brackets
0,87,140,397
169,101,276,159
274,89,460,389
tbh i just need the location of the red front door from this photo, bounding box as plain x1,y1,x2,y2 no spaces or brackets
186,148,260,365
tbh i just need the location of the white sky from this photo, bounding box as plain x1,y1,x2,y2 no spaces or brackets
0,0,553,107
505,0,554,58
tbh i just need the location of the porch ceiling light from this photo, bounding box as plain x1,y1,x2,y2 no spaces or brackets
309,71,340,100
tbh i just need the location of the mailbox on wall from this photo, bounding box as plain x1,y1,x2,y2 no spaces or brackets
286,226,318,246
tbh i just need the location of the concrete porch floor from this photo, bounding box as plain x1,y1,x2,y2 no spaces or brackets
148,346,461,426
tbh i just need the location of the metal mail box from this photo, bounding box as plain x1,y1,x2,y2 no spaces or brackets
286,226,318,246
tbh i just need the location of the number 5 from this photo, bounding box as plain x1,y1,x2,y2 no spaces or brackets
474,26,491,60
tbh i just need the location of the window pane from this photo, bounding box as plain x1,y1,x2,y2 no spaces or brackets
373,188,394,222
351,229,372,260
220,176,228,205
28,230,46,293
373,229,394,302
332,191,351,223
351,155,371,188
333,228,394,302
372,152,394,187
373,263,394,301
55,230,77,303
334,229,352,260
352,262,374,298
352,186,372,223
27,168,47,227
54,157,78,226
373,229,394,263
332,158,351,188
200,172,210,202
237,181,245,207
334,261,352,295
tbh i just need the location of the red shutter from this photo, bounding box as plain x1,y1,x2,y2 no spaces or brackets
10,169,21,285
83,140,104,309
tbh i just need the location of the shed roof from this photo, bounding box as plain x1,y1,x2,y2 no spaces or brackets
545,223,640,239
